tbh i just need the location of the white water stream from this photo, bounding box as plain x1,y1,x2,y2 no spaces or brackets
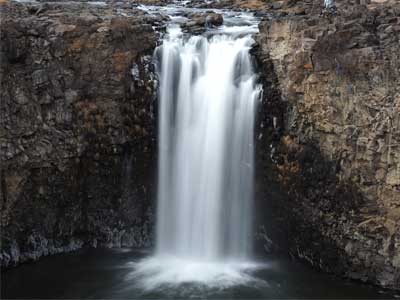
132,20,262,290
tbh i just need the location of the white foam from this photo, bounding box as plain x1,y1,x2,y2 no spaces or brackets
88,1,107,6
127,255,267,292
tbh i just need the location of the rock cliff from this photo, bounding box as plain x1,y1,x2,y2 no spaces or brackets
0,1,159,267
256,0,400,290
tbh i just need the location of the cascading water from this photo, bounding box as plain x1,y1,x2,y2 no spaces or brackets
131,21,263,291
156,26,260,260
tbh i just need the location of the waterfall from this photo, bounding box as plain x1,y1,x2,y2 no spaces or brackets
324,0,334,9
131,25,262,290
155,26,260,261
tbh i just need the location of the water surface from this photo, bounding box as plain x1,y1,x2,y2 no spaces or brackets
2,248,395,299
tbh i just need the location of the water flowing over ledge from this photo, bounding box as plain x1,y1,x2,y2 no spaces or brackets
156,26,261,258
130,13,263,290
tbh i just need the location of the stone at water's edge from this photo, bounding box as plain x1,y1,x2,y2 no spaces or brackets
0,2,159,267
254,0,400,291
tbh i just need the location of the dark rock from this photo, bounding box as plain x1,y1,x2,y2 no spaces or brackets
0,1,159,268
205,12,223,27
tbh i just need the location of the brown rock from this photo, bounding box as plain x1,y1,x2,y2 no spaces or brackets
256,0,400,291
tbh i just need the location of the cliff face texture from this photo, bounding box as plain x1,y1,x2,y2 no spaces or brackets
0,2,159,267
257,0,400,290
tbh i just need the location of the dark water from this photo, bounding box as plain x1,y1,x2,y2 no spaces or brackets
1,248,396,299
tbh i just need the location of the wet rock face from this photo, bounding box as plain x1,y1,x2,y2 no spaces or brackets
0,2,159,267
256,0,400,290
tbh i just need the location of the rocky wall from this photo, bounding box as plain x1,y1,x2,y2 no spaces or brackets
256,0,400,290
0,2,160,267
